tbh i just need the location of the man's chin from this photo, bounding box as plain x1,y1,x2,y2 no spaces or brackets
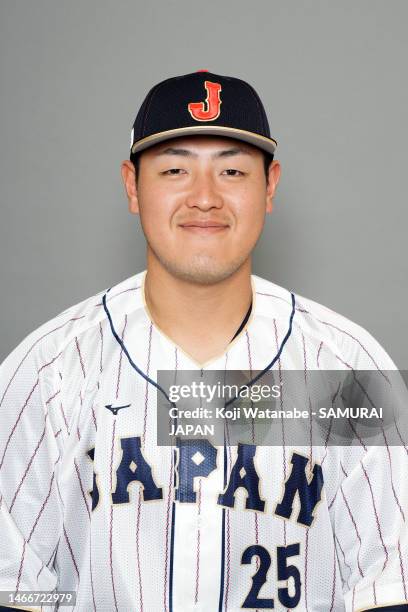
158,256,246,286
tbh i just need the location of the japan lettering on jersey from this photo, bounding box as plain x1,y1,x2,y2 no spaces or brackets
0,269,407,611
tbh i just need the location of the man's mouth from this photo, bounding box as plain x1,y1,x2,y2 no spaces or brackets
179,220,229,233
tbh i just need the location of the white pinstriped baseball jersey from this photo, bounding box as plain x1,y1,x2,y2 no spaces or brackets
0,269,407,612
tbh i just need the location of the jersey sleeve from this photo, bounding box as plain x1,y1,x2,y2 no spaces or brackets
0,325,63,607
332,445,408,611
330,324,408,611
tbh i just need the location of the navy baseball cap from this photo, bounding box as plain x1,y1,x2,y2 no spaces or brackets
130,70,277,157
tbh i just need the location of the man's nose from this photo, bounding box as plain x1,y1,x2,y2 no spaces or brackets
185,172,223,210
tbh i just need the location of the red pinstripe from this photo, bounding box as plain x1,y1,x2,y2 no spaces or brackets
346,416,368,451
194,368,206,604
270,316,294,611
304,529,309,612
9,421,47,512
45,389,61,405
163,438,174,612
75,336,86,379
380,428,406,522
316,341,323,367
0,379,39,470
74,458,91,520
302,334,313,467
321,383,341,467
194,481,202,604
308,397,313,469
328,489,338,510
59,401,70,434
136,324,152,612
135,479,144,611
329,536,337,611
255,291,290,303
245,331,260,609
360,460,389,570
89,544,97,612
302,332,307,383
99,321,104,373
335,533,351,590
273,319,287,548
91,405,97,430
28,471,55,542
115,315,128,400
36,540,59,582
94,285,141,307
16,539,26,591
56,476,65,510
398,538,407,600
223,352,233,612
109,420,119,612
63,524,79,579
333,352,354,370
394,420,408,456
340,485,364,578
142,324,153,442
163,347,178,612
224,505,231,612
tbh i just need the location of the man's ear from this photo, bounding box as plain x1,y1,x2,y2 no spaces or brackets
266,159,281,214
121,160,139,215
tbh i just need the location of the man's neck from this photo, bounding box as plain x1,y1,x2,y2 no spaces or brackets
143,258,253,364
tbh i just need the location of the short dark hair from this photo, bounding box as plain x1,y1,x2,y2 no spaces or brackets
130,150,274,183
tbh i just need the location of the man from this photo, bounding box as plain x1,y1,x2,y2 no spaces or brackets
0,70,407,611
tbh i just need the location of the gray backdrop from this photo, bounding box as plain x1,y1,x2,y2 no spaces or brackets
1,0,407,367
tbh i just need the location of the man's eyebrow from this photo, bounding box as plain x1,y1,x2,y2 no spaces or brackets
154,146,253,159
155,147,197,157
214,146,252,158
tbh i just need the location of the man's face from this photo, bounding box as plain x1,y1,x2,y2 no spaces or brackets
122,135,280,284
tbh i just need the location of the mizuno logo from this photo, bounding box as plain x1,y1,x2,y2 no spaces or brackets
105,404,131,416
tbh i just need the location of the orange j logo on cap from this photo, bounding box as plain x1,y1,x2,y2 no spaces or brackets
188,81,222,121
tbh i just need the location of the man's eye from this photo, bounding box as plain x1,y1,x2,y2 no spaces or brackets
161,168,186,175
222,169,244,176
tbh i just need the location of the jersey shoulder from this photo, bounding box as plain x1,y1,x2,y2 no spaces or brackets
0,270,146,375
252,274,397,370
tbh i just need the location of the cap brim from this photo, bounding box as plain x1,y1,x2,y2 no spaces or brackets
130,125,277,156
